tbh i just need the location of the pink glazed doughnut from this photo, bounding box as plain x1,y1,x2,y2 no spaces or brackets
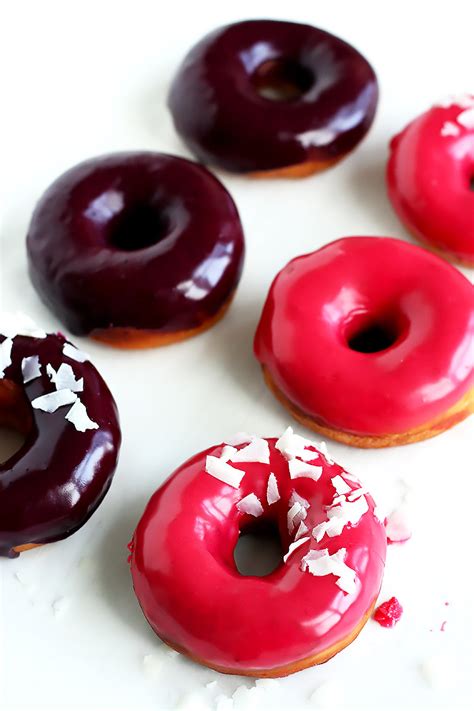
130,429,386,676
387,95,474,267
254,237,474,448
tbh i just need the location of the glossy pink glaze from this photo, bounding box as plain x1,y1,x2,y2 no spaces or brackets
254,237,474,437
387,98,474,265
130,437,386,673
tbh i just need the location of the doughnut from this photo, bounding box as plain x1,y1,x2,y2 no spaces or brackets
387,94,474,267
0,314,121,557
254,237,474,448
168,20,378,177
26,152,245,348
129,428,386,677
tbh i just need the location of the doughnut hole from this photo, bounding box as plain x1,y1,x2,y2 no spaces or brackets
0,380,32,464
234,518,283,577
252,57,315,102
345,311,408,354
108,203,171,251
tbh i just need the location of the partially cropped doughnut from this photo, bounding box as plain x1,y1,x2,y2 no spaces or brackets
0,314,120,557
168,20,378,177
254,237,474,447
387,94,474,267
26,152,245,348
130,428,386,676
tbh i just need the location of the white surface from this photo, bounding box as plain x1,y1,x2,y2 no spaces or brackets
1,2,473,710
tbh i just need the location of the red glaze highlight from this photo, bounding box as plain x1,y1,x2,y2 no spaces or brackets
373,597,403,628
130,436,386,676
169,20,378,175
26,153,245,341
387,97,474,267
0,331,120,557
254,237,474,441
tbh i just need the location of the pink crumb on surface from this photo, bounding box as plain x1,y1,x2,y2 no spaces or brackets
373,597,404,628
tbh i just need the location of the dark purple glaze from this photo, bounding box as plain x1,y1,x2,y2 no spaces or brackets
168,20,378,173
0,332,121,557
26,152,245,336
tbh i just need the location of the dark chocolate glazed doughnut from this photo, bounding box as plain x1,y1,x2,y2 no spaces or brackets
26,152,245,348
168,20,378,176
0,322,120,557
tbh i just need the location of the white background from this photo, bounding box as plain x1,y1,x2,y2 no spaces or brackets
1,1,473,710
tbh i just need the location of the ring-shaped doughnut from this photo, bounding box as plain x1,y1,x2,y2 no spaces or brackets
26,153,245,348
169,20,378,177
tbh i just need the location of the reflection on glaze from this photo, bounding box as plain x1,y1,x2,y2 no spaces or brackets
254,237,474,436
387,99,474,265
168,20,378,173
0,332,121,557
26,153,245,336
130,438,386,673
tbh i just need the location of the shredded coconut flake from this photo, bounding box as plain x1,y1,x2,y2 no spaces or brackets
0,337,14,378
219,445,237,462
63,343,90,363
289,491,310,509
288,458,322,482
275,426,317,460
347,487,368,501
65,399,98,432
295,520,309,540
266,472,280,505
340,469,359,483
236,493,263,517
21,355,42,383
32,389,78,413
328,495,369,526
374,505,384,522
283,536,310,563
205,456,245,489
313,492,369,542
457,107,474,129
301,548,332,574
318,440,334,465
287,501,308,534
230,437,270,464
312,522,328,543
297,448,320,462
331,475,351,495
301,547,356,594
336,572,357,594
0,312,47,339
47,362,83,392
440,121,460,137
224,432,254,446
